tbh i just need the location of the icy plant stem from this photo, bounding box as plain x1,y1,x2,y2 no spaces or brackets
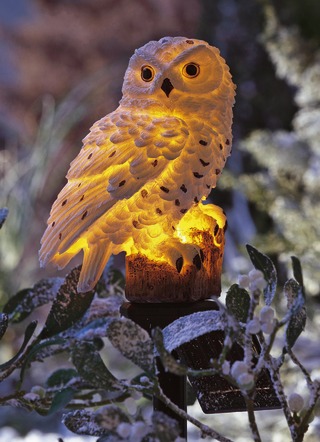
155,384,234,442
244,394,262,442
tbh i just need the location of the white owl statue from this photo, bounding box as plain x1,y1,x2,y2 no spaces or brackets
39,36,236,292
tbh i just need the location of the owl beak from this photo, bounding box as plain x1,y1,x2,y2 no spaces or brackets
161,78,174,97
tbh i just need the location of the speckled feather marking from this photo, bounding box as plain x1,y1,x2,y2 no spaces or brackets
39,36,235,292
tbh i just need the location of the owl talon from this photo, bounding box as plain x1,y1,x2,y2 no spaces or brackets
193,253,202,270
176,256,184,273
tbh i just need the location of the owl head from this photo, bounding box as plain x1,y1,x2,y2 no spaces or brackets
121,36,234,113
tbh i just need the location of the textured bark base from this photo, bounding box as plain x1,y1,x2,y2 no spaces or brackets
125,229,224,302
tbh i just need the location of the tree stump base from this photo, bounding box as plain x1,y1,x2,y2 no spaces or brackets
125,228,225,302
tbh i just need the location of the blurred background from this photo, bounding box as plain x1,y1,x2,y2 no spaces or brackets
0,0,320,440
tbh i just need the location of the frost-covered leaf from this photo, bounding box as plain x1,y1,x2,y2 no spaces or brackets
151,411,180,441
85,294,123,323
94,405,130,430
284,279,306,349
63,409,106,436
0,313,8,340
0,320,37,370
46,368,78,388
161,310,224,352
71,341,125,396
75,318,113,341
246,244,277,305
152,328,187,376
39,267,94,339
0,207,8,229
291,256,304,291
3,278,63,323
226,284,250,322
106,318,155,374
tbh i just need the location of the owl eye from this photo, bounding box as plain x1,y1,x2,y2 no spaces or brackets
182,63,200,78
141,65,155,82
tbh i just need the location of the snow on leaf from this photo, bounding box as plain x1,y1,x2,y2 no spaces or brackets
161,310,224,352
39,267,94,339
226,284,250,322
94,404,130,430
63,409,106,436
3,278,63,323
246,244,277,305
106,318,155,374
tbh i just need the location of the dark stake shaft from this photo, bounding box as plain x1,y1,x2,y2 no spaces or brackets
120,300,219,439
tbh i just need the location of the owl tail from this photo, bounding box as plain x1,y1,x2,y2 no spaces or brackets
77,241,112,293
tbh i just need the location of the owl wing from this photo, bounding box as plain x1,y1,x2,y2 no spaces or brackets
39,109,189,268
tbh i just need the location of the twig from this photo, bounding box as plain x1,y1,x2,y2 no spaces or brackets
244,394,262,442
155,384,234,442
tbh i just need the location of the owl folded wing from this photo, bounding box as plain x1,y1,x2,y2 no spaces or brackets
39,110,189,267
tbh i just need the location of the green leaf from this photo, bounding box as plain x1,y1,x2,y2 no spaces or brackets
0,207,8,229
3,278,63,323
0,313,8,340
37,388,75,416
71,341,125,396
226,284,251,322
291,256,305,295
39,267,94,339
0,320,37,370
246,244,277,305
284,279,306,349
63,409,106,436
152,327,187,376
19,337,65,385
46,368,78,388
94,404,130,430
106,318,155,374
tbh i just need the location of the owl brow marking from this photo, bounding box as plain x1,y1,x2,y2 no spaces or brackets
193,172,204,179
160,186,170,193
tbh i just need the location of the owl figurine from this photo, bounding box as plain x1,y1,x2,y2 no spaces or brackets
39,36,235,292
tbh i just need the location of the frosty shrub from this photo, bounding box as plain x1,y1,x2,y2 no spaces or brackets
0,211,318,442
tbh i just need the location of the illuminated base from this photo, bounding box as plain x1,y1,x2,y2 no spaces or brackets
125,229,225,302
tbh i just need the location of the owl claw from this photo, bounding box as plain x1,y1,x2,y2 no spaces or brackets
176,256,184,273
